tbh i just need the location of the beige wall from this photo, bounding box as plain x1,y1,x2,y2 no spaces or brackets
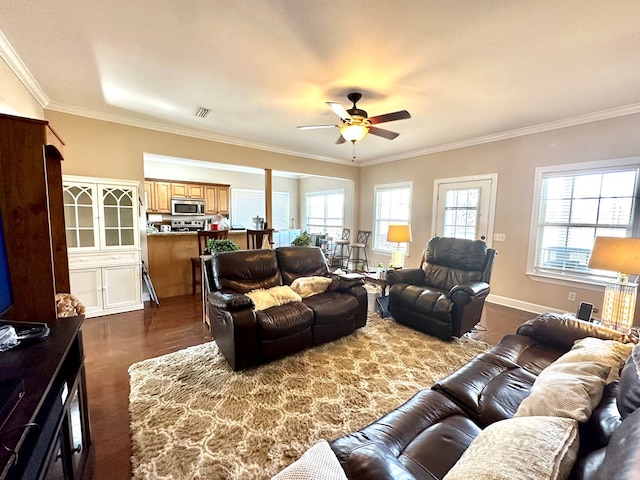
361,113,640,316
0,57,43,118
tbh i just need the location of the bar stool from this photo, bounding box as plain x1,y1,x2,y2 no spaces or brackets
191,230,228,294
332,228,350,269
246,228,274,249
348,230,371,272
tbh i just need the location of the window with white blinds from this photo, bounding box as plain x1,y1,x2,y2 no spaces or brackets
532,161,640,280
305,190,344,239
230,189,290,230
373,183,412,253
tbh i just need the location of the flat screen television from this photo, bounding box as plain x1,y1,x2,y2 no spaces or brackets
0,209,12,318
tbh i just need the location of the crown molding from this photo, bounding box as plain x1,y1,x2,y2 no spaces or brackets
360,102,640,167
0,30,50,107
45,101,356,166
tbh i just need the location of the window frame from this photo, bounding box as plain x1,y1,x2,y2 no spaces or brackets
230,188,290,230
526,156,640,289
372,182,412,255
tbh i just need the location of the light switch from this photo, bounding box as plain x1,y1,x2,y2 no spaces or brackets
493,233,506,242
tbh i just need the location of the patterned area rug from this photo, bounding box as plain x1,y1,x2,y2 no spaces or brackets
129,315,490,479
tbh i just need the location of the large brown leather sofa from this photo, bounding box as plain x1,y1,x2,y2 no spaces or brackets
330,314,640,479
387,237,496,340
204,246,367,370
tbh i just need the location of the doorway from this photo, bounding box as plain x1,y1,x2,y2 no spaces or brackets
432,174,498,246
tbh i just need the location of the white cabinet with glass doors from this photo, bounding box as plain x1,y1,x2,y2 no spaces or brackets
63,176,142,317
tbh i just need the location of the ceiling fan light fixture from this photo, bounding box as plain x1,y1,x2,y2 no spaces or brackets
340,124,369,142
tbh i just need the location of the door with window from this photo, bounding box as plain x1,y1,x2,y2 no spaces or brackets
433,175,497,244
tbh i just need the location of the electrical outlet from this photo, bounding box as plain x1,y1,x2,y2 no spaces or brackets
493,233,506,242
568,292,576,301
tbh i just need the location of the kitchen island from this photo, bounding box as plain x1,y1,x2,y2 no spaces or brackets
147,230,248,298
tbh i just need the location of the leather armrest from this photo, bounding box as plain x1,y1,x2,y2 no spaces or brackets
386,268,424,286
329,275,365,292
448,281,490,298
516,313,630,351
207,290,253,311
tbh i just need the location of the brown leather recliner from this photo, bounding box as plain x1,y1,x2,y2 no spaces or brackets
204,246,367,370
387,237,496,340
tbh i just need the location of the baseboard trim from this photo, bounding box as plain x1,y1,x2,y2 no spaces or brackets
486,294,566,315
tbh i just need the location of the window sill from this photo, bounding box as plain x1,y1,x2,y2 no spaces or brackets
526,271,607,292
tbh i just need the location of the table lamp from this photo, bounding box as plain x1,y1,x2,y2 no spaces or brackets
587,236,640,331
387,224,412,268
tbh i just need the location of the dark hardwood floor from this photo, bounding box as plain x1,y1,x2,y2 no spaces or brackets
82,295,534,480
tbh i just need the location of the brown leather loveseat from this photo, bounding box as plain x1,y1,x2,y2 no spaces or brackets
330,314,640,479
204,246,367,370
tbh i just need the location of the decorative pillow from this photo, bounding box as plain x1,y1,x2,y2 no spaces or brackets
554,337,634,383
515,361,611,422
246,286,302,311
271,439,348,480
443,416,579,480
290,276,332,298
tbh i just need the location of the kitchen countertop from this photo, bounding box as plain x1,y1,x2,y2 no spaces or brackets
147,229,246,236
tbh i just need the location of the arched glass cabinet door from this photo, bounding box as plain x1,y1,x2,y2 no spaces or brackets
100,186,137,248
63,183,99,250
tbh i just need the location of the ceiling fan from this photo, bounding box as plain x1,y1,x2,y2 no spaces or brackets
298,92,411,144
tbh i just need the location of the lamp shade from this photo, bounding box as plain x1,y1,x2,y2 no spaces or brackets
588,237,640,275
340,124,369,142
387,224,412,243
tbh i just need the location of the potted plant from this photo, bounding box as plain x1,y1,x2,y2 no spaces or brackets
291,231,313,247
204,238,240,254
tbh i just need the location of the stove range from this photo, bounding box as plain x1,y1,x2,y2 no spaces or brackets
171,219,204,231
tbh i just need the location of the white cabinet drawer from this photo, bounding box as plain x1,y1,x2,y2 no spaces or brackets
68,250,141,267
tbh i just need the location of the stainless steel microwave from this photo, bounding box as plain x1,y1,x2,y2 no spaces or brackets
171,198,205,215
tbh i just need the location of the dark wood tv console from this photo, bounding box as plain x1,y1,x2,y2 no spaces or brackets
0,315,93,480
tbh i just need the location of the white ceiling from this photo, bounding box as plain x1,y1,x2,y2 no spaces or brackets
2,1,640,165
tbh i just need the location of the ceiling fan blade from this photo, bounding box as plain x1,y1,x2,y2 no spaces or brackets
327,102,351,121
368,110,411,125
297,124,337,130
335,135,346,145
368,126,400,140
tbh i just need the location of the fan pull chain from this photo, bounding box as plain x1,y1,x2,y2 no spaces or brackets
351,141,357,161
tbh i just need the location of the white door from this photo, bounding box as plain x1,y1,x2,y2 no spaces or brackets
433,175,497,245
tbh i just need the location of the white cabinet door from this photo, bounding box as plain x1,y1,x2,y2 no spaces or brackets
98,185,139,249
69,268,103,317
63,183,100,252
102,264,142,310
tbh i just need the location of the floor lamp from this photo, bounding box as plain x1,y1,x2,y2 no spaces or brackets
387,224,412,269
587,236,640,332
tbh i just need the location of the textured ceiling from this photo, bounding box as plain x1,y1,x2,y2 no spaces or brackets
1,1,640,165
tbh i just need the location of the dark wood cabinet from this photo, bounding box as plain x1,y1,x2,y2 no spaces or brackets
0,113,69,323
0,315,93,480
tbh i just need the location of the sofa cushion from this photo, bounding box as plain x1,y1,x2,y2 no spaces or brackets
330,389,482,480
213,249,282,292
256,302,314,341
617,343,640,418
272,440,347,480
515,361,611,422
276,246,330,285
303,291,358,326
594,407,640,480
246,286,302,311
290,276,332,298
443,416,579,480
555,337,633,383
433,352,537,427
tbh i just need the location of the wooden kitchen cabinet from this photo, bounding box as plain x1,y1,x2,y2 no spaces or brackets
145,180,171,213
204,185,230,215
171,182,204,199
